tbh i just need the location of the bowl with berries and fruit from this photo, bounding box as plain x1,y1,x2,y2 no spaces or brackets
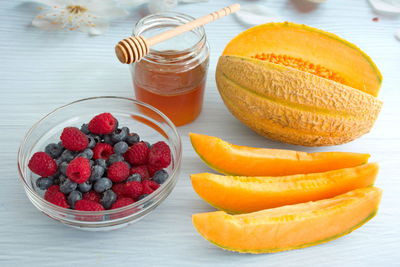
18,96,182,231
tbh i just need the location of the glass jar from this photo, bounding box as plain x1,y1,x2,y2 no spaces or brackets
131,12,210,126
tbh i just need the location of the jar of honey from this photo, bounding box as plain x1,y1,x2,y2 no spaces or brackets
131,12,210,126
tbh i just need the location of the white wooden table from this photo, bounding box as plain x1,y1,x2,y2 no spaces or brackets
1,0,399,266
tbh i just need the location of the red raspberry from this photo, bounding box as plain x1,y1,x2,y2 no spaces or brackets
83,191,101,203
124,142,149,165
92,143,114,160
28,152,57,177
44,185,69,208
111,197,135,209
123,181,143,199
75,199,104,211
147,164,161,177
66,157,91,184
142,180,160,195
108,161,129,182
148,141,171,169
60,127,88,151
129,165,150,180
112,183,126,198
88,113,117,135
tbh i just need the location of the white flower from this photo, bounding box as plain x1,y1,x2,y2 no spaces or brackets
120,0,208,13
30,0,129,35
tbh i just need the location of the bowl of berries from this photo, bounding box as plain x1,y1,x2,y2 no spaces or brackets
17,96,182,230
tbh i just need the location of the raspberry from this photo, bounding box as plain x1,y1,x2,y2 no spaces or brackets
111,197,135,209
112,183,126,198
88,113,117,135
75,199,104,211
124,142,149,165
83,190,101,203
130,165,149,180
147,164,161,177
92,143,114,160
123,181,143,199
148,141,171,169
142,180,160,194
44,185,69,208
60,127,88,151
66,157,91,184
28,152,57,177
107,161,129,182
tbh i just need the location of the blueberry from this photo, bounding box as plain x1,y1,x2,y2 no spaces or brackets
68,190,82,208
53,174,67,185
55,158,63,166
60,179,78,194
87,135,96,149
59,161,68,176
127,173,141,182
36,177,54,190
113,141,128,155
60,150,75,162
89,160,94,166
126,133,140,145
45,143,64,158
90,134,102,143
152,170,169,184
94,177,112,193
95,159,106,168
80,123,90,134
137,194,149,201
76,148,93,159
78,181,92,193
103,134,114,145
89,165,105,182
107,154,124,166
101,190,117,209
111,127,129,143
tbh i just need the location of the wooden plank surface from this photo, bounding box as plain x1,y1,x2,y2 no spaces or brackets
0,0,399,266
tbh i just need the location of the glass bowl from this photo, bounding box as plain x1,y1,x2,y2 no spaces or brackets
17,96,182,231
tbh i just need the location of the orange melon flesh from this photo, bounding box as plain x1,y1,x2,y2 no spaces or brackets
222,22,382,96
191,163,379,213
189,133,370,176
192,187,382,253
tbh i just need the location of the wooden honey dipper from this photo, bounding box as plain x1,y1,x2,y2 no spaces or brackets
115,3,240,64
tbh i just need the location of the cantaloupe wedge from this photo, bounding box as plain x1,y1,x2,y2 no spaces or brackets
189,133,370,176
191,163,378,213
192,187,382,254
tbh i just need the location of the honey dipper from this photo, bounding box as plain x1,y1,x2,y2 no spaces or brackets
115,3,241,64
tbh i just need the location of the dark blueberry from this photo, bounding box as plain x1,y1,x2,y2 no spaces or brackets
137,194,149,201
126,133,140,145
90,134,102,143
101,190,117,209
78,181,92,193
107,154,124,166
76,148,93,159
152,170,169,184
80,123,90,134
94,177,112,193
103,134,114,145
113,141,128,155
53,174,67,185
60,150,75,162
127,173,141,182
59,161,68,176
87,135,96,149
36,177,54,190
89,160,94,166
55,158,63,166
111,127,128,143
68,190,82,208
89,165,105,182
95,159,106,168
45,143,64,158
60,179,78,194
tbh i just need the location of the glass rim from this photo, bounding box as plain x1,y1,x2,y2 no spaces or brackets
17,96,182,216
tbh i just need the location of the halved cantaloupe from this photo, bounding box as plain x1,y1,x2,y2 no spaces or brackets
191,163,379,213
192,187,382,254
190,133,369,176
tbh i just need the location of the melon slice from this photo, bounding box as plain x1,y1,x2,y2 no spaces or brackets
190,133,370,176
191,163,379,213
192,187,382,253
